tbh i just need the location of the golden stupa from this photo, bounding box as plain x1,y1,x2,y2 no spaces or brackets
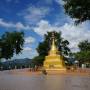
43,32,66,71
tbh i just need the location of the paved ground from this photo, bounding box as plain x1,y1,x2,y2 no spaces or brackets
0,69,90,90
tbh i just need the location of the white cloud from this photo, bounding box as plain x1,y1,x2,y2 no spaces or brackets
34,20,52,35
23,47,32,51
25,36,35,44
13,47,38,59
19,5,50,24
15,22,30,30
0,18,30,30
34,20,60,35
33,20,90,52
55,0,65,5
60,23,90,52
0,18,14,28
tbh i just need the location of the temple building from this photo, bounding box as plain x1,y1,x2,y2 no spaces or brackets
43,32,66,71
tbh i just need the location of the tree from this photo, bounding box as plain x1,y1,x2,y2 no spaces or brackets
32,56,45,66
0,31,24,59
75,40,90,65
78,40,90,51
33,31,70,65
63,0,90,24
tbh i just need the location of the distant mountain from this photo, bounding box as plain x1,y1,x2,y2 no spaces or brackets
0,58,32,70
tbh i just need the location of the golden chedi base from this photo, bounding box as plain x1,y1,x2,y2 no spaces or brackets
43,55,66,71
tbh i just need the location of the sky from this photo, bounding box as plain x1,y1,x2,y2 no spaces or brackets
0,0,90,59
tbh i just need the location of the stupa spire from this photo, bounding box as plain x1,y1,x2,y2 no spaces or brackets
49,32,58,56
51,32,57,51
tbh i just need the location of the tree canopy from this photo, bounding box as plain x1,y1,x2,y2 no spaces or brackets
32,31,71,65
78,40,90,51
0,31,24,59
63,0,90,24
37,31,70,56
75,40,90,65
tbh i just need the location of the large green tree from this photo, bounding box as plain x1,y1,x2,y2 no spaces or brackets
75,40,90,65
63,0,90,24
33,31,70,65
0,31,24,59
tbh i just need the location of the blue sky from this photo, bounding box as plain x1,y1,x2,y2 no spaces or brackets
0,0,90,59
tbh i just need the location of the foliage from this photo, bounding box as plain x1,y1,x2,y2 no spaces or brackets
75,40,90,64
0,31,24,59
32,55,45,66
63,0,90,24
75,51,90,64
78,40,90,51
37,31,70,56
33,31,70,65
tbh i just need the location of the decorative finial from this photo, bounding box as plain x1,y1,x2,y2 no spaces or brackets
51,32,57,51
